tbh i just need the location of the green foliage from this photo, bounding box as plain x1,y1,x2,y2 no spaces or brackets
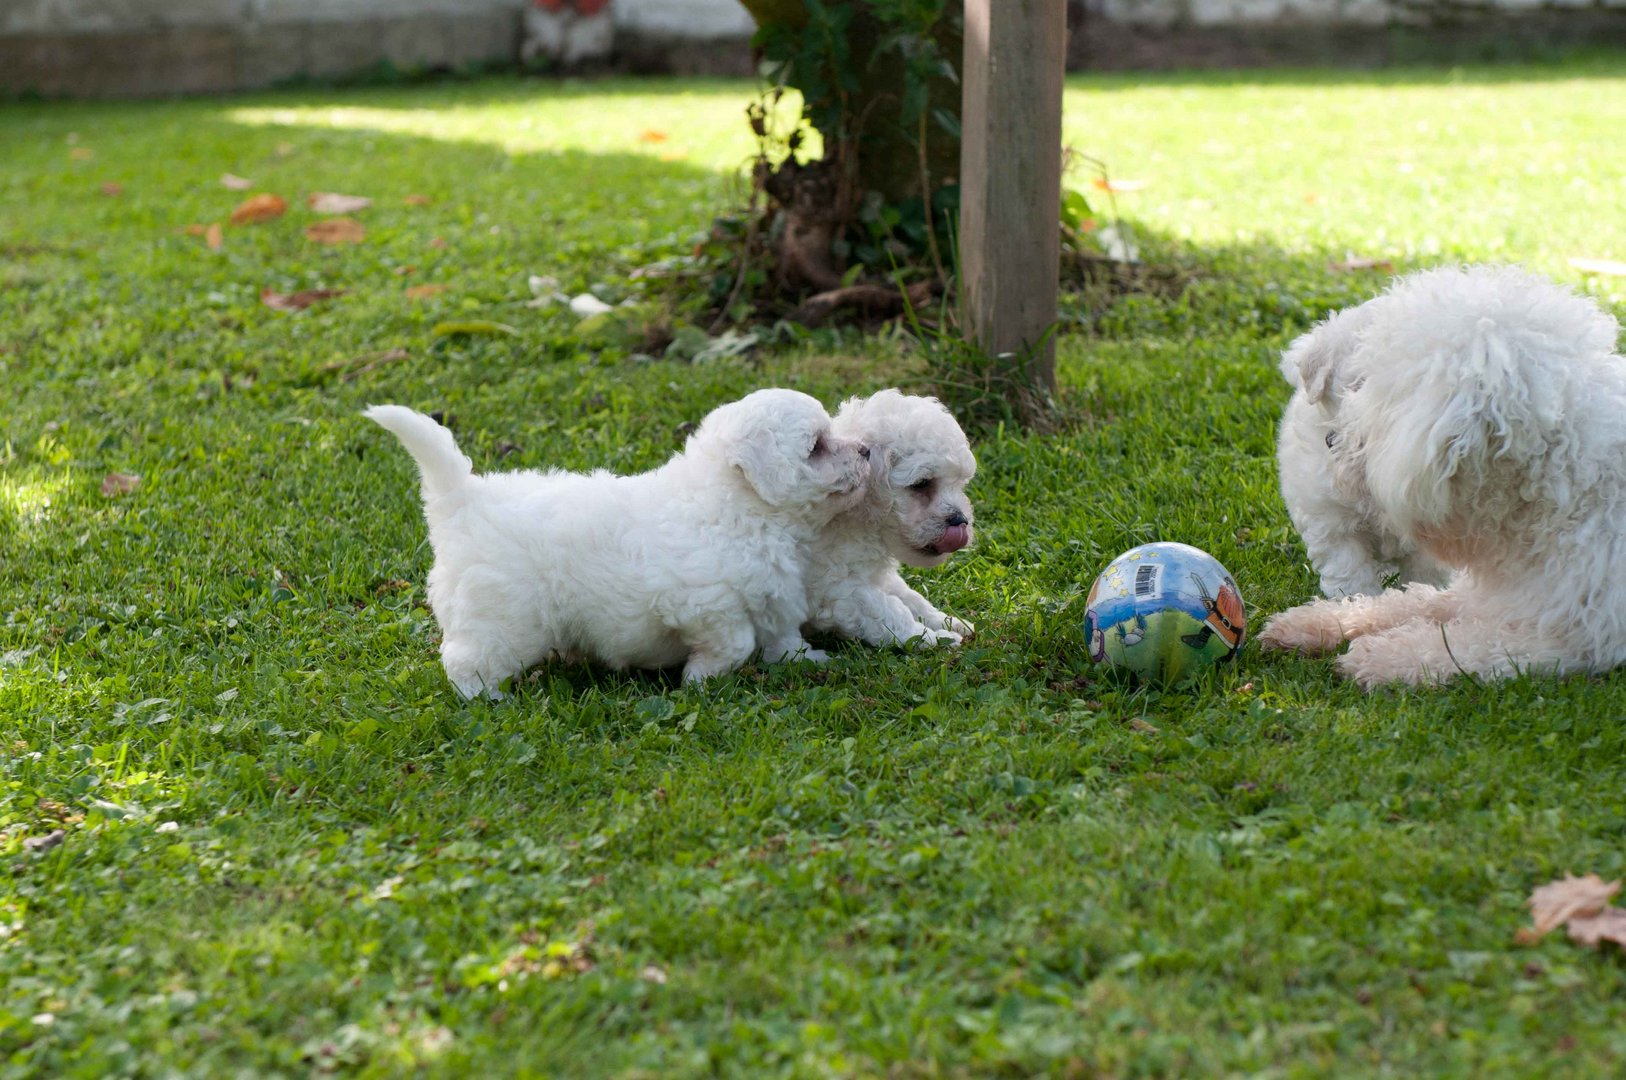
3,62,1626,1075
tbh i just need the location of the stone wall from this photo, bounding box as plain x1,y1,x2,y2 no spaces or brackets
2,0,1623,98
0,0,530,98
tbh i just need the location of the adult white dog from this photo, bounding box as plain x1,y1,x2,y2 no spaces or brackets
1277,302,1451,597
1259,265,1626,688
367,389,869,696
804,390,977,647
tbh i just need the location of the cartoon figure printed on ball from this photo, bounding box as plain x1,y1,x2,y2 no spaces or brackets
1182,573,1245,652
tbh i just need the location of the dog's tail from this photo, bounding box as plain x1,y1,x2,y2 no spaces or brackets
364,405,473,501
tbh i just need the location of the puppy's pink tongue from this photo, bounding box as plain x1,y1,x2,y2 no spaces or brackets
936,524,971,554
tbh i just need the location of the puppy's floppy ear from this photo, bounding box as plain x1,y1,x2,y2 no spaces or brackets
1282,306,1373,405
726,427,799,507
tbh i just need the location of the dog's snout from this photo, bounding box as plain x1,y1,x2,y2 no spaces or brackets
858,444,871,460
945,510,968,528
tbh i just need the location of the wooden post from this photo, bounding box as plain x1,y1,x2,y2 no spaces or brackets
959,0,1066,397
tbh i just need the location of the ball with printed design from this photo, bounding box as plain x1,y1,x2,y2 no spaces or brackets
1084,542,1246,684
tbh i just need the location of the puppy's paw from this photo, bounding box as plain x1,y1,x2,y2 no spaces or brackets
1257,602,1348,656
918,627,963,647
942,615,975,637
1335,627,1446,690
762,639,828,665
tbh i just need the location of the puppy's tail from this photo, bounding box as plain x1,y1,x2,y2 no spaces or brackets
364,405,473,501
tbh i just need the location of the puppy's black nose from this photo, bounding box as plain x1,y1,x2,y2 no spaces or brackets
945,511,967,527
858,445,871,460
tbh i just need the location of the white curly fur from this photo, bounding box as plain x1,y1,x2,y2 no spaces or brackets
366,389,869,697
1259,265,1626,688
803,390,977,647
1277,302,1452,596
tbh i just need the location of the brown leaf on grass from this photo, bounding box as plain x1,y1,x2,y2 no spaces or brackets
220,173,254,191
404,284,447,301
1329,255,1395,274
205,223,223,251
308,192,373,214
182,224,208,236
428,236,447,249
1567,907,1626,949
100,473,141,497
404,194,433,206
1128,718,1161,735
1569,257,1626,277
1091,176,1148,193
259,288,347,312
229,193,287,225
638,129,670,143
1516,874,1620,944
100,182,124,197
305,218,365,244
69,147,94,161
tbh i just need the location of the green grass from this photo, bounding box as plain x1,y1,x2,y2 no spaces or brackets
4,59,1626,1076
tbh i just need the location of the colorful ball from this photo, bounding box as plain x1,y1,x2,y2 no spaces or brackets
1084,542,1246,684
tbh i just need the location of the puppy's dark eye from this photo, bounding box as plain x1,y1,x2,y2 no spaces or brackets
1325,431,1338,449
909,478,934,493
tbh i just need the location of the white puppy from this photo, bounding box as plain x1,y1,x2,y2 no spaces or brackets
367,389,869,696
1277,302,1451,597
1259,265,1626,688
803,390,977,647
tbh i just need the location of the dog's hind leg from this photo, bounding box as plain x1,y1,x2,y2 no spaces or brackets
1335,614,1567,688
680,619,759,683
1258,584,1461,656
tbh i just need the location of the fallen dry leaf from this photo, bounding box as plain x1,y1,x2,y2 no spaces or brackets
205,223,223,251
638,129,670,143
404,284,447,301
308,191,373,214
1518,873,1621,944
100,473,141,497
428,236,447,249
305,218,366,244
69,147,94,161
100,182,124,197
1329,255,1395,274
639,965,668,984
1569,257,1626,277
403,194,433,206
1091,176,1149,193
1128,718,1160,735
259,288,348,312
182,224,208,236
229,193,287,225
1567,907,1626,950
220,173,254,191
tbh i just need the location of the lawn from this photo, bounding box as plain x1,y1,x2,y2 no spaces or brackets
4,57,1626,1077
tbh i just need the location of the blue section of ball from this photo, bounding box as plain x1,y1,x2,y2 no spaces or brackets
1085,542,1246,684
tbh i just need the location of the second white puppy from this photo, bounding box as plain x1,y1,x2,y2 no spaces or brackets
804,390,977,647
367,389,869,696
